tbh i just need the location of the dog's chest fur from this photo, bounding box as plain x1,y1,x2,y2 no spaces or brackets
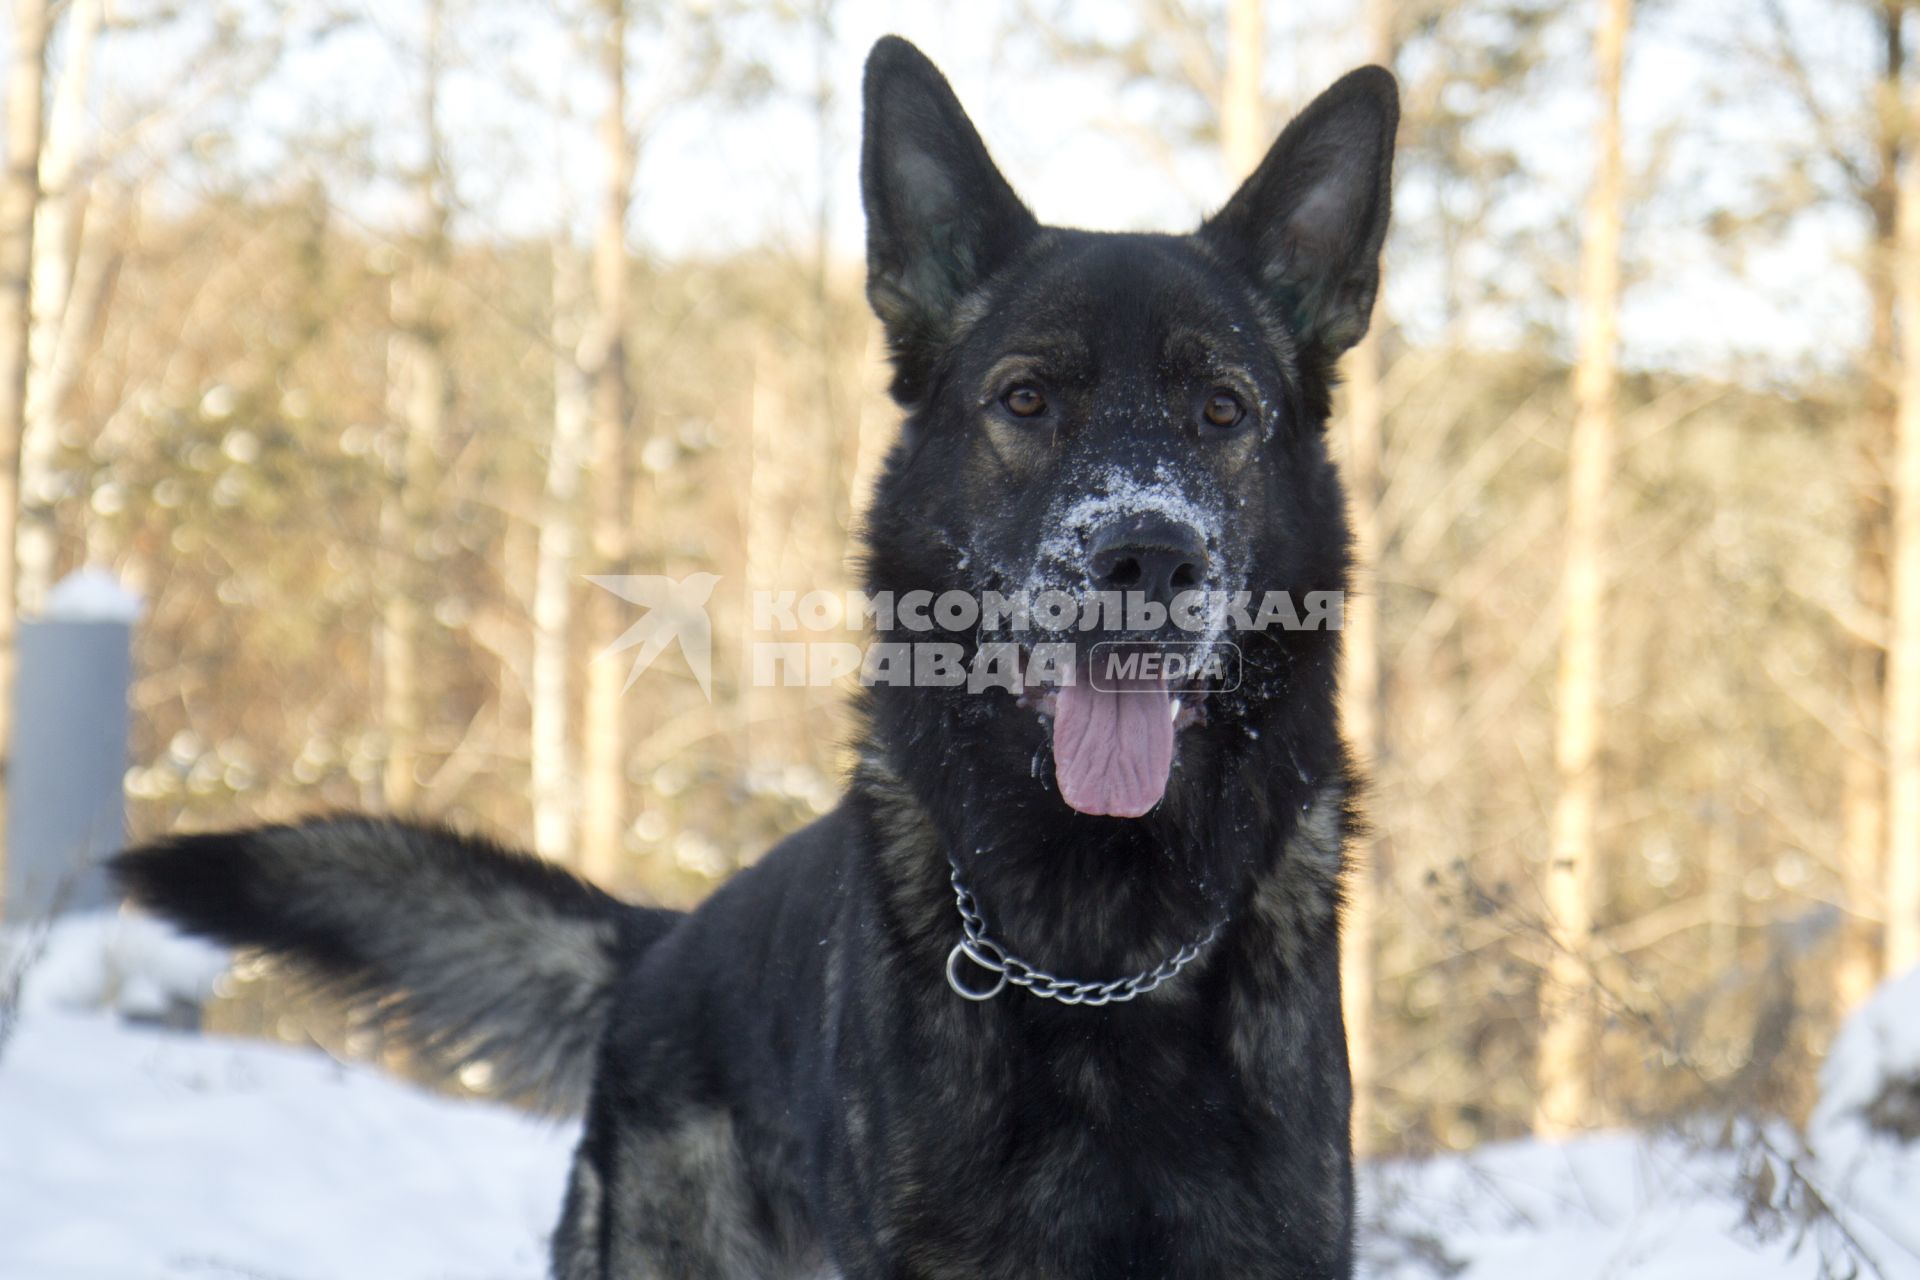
809,763,1356,1279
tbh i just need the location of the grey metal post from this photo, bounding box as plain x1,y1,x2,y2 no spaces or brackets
3,570,140,923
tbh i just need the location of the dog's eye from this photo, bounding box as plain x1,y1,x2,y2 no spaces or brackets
1202,390,1245,429
1003,386,1047,418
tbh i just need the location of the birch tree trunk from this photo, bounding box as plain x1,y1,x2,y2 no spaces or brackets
1219,0,1266,183
1338,0,1395,1160
1537,0,1631,1137
1885,74,1920,976
532,238,590,862
380,0,451,814
19,0,100,608
17,0,101,616
1839,4,1903,1010
744,336,817,798
580,0,636,885
0,0,53,909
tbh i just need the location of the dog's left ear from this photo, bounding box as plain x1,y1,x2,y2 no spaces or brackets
862,36,1038,402
1199,67,1398,357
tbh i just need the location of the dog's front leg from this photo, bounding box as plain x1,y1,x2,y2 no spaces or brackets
552,1106,814,1280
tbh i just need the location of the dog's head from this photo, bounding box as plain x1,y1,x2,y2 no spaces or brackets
858,36,1395,822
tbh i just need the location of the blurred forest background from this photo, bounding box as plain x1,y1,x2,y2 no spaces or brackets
0,0,1915,1161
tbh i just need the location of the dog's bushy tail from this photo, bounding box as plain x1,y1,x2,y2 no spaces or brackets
111,816,678,1113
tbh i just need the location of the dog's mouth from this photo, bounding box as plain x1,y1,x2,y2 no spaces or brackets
1012,645,1214,819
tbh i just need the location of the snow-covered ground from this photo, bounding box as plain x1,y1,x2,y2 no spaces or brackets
1,914,574,1280
4,914,1919,1279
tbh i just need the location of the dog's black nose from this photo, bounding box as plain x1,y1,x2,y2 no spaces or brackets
1087,515,1210,607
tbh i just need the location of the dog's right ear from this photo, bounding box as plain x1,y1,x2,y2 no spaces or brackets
862,36,1038,403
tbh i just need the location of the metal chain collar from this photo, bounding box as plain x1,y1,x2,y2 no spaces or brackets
943,855,1223,1006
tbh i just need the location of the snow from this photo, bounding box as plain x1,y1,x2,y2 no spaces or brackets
1020,462,1237,650
1027,462,1225,595
4,915,1919,1279
40,569,143,624
1366,965,1920,1279
1813,965,1920,1144
0,1011,575,1280
1803,965,1920,1271
1366,1132,1853,1279
1,915,575,1279
6,911,228,1019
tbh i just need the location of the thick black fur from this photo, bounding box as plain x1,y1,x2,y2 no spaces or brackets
113,817,678,1112
115,36,1397,1279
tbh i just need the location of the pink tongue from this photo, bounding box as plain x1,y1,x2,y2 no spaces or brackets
1052,675,1175,818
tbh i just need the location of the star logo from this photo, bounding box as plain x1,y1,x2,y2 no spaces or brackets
587,573,722,700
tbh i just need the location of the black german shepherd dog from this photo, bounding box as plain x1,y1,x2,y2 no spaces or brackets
115,37,1396,1280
